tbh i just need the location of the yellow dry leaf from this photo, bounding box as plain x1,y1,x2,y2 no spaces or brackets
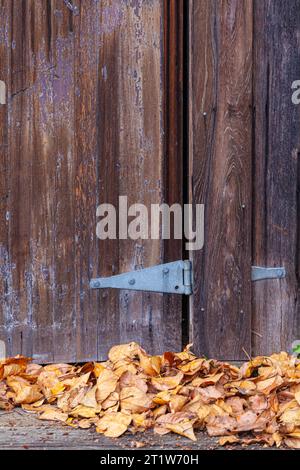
153,390,172,405
50,381,66,398
295,390,300,406
179,358,206,375
132,412,153,429
70,405,98,418
93,363,105,378
96,412,132,437
120,386,153,414
96,369,119,403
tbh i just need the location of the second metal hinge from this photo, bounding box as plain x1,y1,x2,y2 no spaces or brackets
251,266,286,281
90,260,193,295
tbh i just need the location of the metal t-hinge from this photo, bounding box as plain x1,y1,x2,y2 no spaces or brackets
251,266,286,281
90,260,193,295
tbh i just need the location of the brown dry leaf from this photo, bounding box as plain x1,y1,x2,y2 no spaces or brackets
192,372,224,387
101,391,119,411
219,435,240,446
169,394,188,413
96,412,132,437
151,372,184,391
57,372,91,411
206,415,237,436
179,358,206,375
197,385,224,403
138,352,161,377
80,385,98,409
96,369,119,403
119,371,148,393
235,410,260,432
108,342,141,363
39,407,69,422
225,380,256,395
131,412,153,429
295,390,300,406
280,408,300,426
6,376,43,404
0,356,30,380
284,436,300,449
120,386,153,413
256,375,284,395
155,412,197,441
165,421,197,441
153,404,168,419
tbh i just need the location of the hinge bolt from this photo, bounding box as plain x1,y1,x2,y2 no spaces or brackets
163,268,169,275
128,279,136,286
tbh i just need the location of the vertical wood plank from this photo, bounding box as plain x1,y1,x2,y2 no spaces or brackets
0,0,10,354
73,0,101,361
17,0,56,361
163,0,184,350
252,0,300,354
189,0,253,359
96,0,183,357
51,0,76,362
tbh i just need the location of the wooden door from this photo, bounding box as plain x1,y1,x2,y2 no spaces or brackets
189,0,300,359
0,0,183,362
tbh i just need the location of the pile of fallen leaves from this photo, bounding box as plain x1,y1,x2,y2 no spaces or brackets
1,343,300,448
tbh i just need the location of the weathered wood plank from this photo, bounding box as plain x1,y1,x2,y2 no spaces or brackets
95,0,183,357
51,0,76,362
163,0,184,350
189,0,253,359
73,1,101,361
0,0,10,354
252,0,300,355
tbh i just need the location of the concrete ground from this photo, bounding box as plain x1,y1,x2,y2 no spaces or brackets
0,409,276,450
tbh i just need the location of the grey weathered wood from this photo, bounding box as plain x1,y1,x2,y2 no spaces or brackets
0,409,271,450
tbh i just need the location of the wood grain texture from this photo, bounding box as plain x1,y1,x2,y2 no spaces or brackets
163,0,184,350
189,0,253,360
0,0,182,361
0,0,10,354
252,0,300,354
